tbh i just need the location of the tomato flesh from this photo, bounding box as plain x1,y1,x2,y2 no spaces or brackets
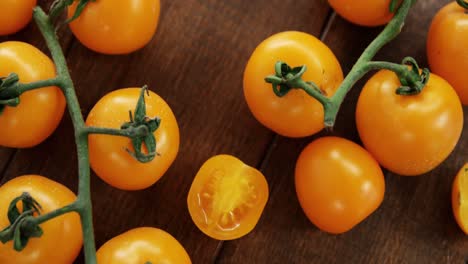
453,164,468,234
188,155,269,240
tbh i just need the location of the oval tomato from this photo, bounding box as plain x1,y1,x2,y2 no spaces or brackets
187,155,269,240
244,31,343,138
0,175,82,264
0,41,65,148
295,137,385,234
86,88,179,190
356,70,463,176
97,227,191,264
452,163,468,234
68,0,160,54
328,0,399,27
427,2,468,105
0,0,36,36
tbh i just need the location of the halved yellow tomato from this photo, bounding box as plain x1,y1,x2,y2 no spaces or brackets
187,155,269,240
452,163,468,234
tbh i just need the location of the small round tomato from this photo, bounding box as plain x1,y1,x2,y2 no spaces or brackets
68,0,160,54
187,155,269,240
452,163,468,234
356,70,463,176
97,227,191,264
0,0,36,36
328,0,399,27
87,88,179,190
0,41,65,148
295,137,385,234
0,175,82,264
244,31,343,138
427,2,468,105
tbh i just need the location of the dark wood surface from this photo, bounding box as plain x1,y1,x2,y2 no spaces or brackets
0,0,466,263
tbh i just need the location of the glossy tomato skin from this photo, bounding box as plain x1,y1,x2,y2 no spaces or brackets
187,155,269,240
68,0,160,54
356,70,463,176
328,0,398,27
87,88,179,190
427,2,468,105
0,42,65,148
244,31,343,138
295,137,385,234
0,175,82,264
452,163,468,234
97,227,191,264
0,0,36,36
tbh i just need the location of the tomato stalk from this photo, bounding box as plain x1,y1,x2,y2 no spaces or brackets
32,6,98,263
266,0,424,127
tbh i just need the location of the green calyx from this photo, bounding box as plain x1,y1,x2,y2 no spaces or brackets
121,86,161,163
50,0,95,23
265,61,325,97
395,57,430,96
0,193,43,251
0,73,21,114
456,0,468,9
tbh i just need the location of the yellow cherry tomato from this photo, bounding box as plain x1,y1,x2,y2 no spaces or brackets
0,41,65,148
427,2,468,105
68,0,160,54
0,175,82,264
187,155,269,240
328,0,399,27
295,137,385,234
86,88,180,190
452,163,468,234
97,227,191,264
356,70,463,176
244,31,343,138
0,0,37,36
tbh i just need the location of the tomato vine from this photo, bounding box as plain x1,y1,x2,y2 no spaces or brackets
265,0,424,127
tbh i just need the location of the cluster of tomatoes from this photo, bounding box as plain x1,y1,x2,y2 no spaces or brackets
0,0,466,263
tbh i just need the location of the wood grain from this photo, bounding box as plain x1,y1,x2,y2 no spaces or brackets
0,0,466,263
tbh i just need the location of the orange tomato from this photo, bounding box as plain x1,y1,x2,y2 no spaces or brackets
243,31,343,138
0,0,36,36
68,0,160,54
187,155,269,240
86,88,179,190
295,137,385,234
97,227,191,264
427,2,468,105
452,163,468,234
328,0,399,27
0,175,82,264
0,41,65,148
356,70,463,176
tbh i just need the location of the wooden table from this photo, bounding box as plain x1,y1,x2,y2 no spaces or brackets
1,0,467,263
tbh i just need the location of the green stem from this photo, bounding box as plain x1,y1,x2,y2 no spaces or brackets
16,78,62,93
0,78,61,99
322,0,413,126
85,125,150,137
28,202,78,226
33,7,97,264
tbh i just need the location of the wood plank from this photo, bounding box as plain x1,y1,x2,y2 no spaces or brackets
217,0,468,263
0,0,330,263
